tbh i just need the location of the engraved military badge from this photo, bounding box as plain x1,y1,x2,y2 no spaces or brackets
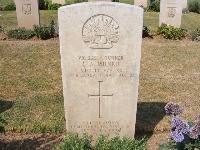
22,4,32,15
82,14,119,49
167,7,176,18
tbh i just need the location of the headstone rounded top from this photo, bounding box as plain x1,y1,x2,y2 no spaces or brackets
59,2,144,12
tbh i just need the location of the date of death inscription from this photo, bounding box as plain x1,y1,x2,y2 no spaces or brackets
70,121,130,133
68,55,136,78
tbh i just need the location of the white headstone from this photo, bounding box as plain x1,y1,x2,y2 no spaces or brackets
52,0,65,5
182,0,187,9
14,0,40,29
159,0,183,28
134,0,147,8
59,2,143,138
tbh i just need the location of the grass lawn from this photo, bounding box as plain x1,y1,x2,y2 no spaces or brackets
1,38,200,134
0,0,194,6
1,10,200,32
0,6,200,145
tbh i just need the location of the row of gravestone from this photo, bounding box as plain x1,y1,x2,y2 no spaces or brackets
53,0,188,9
134,0,188,10
15,0,184,29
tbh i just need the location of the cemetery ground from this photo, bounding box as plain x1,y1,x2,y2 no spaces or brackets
0,10,200,149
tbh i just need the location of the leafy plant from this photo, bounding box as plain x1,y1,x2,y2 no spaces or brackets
39,0,49,10
0,118,6,133
0,25,4,32
95,135,147,150
55,132,147,150
65,0,87,4
190,28,200,41
0,4,4,11
34,20,56,40
48,3,62,10
4,3,16,11
159,102,200,150
182,8,189,14
54,132,93,150
74,0,87,3
149,0,160,12
157,24,187,40
188,0,200,13
7,28,35,40
143,26,152,38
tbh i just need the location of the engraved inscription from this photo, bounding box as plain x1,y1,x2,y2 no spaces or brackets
70,121,130,133
167,7,176,17
88,81,113,118
22,4,31,15
82,14,119,49
68,55,135,78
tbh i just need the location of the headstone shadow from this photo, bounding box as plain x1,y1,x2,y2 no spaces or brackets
0,134,62,150
0,98,14,132
135,102,167,138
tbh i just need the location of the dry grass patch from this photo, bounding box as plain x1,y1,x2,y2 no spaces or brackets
0,40,65,132
137,38,200,133
0,38,200,134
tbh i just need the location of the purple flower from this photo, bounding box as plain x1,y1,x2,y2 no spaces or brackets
165,102,183,116
180,120,190,134
171,117,189,134
195,114,200,124
171,116,182,128
189,114,200,139
170,129,184,142
190,125,199,139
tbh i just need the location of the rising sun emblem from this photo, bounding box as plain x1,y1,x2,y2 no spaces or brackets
82,14,119,49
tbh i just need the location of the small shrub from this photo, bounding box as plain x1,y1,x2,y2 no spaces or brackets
0,4,4,11
0,118,6,133
149,0,160,12
0,25,4,32
54,132,93,150
7,28,35,40
55,132,147,150
188,0,200,13
157,24,187,40
34,20,56,40
64,0,87,4
95,135,147,150
4,3,16,11
182,8,189,14
74,0,87,3
39,0,49,10
159,102,200,150
48,3,62,10
190,28,200,41
143,26,152,38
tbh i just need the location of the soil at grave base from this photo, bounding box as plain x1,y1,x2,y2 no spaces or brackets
0,132,169,150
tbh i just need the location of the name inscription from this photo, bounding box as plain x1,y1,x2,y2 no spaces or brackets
69,55,135,78
70,121,130,133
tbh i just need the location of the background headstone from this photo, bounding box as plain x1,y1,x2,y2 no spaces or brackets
182,0,187,9
52,0,65,5
134,0,147,8
59,3,143,138
15,0,40,29
159,0,183,28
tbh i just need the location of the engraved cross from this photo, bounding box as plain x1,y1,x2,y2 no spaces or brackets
88,81,113,118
